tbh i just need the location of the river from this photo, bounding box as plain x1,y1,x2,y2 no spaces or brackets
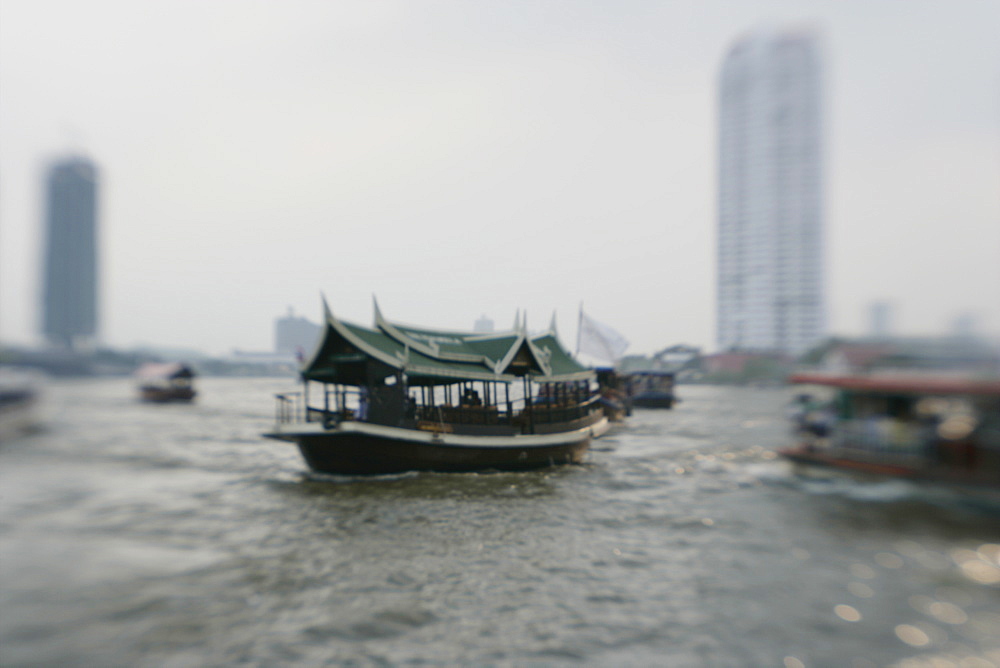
1,378,998,667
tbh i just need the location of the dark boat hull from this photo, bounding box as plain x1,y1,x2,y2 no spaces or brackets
778,446,1000,488
265,418,605,475
630,391,674,409
140,387,196,403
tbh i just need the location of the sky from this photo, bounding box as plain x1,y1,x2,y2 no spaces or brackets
1,0,998,357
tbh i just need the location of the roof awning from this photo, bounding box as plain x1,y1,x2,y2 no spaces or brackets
134,362,195,380
790,373,1000,396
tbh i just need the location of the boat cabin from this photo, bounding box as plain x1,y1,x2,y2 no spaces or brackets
788,373,1000,478
625,370,676,409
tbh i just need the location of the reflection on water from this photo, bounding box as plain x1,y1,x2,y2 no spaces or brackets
1,379,999,666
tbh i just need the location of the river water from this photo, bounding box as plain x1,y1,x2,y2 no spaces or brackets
1,378,998,667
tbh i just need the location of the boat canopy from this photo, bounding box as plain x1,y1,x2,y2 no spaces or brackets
134,362,196,380
301,299,595,386
789,373,1000,397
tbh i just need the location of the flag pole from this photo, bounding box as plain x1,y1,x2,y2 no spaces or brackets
576,302,583,357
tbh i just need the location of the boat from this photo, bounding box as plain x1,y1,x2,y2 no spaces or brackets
0,367,46,441
625,370,676,408
263,299,607,475
778,372,1000,493
595,367,630,421
135,362,197,403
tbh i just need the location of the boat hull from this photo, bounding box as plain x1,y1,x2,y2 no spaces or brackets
778,446,1000,488
140,387,196,403
630,392,674,409
265,418,605,475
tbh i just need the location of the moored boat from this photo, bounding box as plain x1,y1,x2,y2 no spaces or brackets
263,300,607,475
595,367,630,421
625,370,676,409
779,372,1000,492
135,362,197,403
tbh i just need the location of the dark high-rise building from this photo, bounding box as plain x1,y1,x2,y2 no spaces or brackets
42,157,99,348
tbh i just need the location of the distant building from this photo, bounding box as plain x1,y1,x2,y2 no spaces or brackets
42,156,99,349
474,314,494,333
274,308,322,357
716,28,825,355
868,301,893,339
702,352,759,376
951,313,977,339
619,345,703,375
809,336,1000,375
653,344,702,370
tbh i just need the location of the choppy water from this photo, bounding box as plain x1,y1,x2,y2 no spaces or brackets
1,379,999,667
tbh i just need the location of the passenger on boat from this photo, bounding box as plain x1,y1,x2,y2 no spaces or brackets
790,394,835,440
357,388,369,421
461,388,482,407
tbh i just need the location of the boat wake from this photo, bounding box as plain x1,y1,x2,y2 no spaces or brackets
799,476,919,503
776,466,1000,515
301,469,423,484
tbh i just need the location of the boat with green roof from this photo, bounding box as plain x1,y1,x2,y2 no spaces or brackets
263,299,607,475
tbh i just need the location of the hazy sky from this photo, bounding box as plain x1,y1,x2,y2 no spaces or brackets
1,0,998,357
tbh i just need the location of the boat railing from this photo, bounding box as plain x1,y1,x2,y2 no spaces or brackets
416,404,502,426
274,392,302,425
276,387,602,431
411,392,600,430
525,393,602,426
275,387,366,427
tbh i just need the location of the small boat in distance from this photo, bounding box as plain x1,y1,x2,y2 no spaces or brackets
135,362,197,403
263,299,607,475
779,372,1000,494
625,370,676,409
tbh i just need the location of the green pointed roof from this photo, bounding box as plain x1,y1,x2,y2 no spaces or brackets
301,300,593,385
530,331,594,381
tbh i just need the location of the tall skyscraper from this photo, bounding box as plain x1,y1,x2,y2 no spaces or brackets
42,156,99,348
716,28,824,355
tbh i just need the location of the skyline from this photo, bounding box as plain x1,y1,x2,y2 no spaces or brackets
1,1,998,357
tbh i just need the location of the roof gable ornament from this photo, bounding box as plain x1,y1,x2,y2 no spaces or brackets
322,293,333,322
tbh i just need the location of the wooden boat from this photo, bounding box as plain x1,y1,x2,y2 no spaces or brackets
625,370,676,409
595,367,630,421
779,372,1000,491
263,299,607,475
135,362,197,403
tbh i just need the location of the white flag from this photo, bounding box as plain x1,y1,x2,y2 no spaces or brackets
577,311,629,362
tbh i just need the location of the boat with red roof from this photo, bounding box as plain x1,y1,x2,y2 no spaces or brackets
779,372,1000,492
